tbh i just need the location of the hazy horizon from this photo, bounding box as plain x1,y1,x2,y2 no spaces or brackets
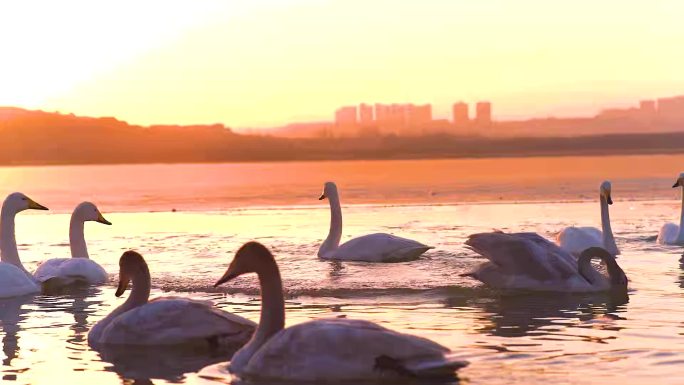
2,1,683,128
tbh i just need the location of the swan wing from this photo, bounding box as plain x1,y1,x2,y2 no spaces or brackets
35,258,108,287
33,258,70,282
238,318,459,381
98,298,255,346
0,262,40,298
657,223,680,245
557,226,603,256
466,232,578,284
328,233,432,262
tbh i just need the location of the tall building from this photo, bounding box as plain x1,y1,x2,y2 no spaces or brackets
406,104,432,128
374,103,390,123
334,106,358,130
475,101,492,126
452,102,469,126
358,103,374,126
640,100,656,114
657,96,684,125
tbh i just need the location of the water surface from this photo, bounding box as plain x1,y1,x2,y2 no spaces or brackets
1,156,684,384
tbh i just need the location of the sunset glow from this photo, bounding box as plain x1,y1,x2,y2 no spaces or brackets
2,0,684,128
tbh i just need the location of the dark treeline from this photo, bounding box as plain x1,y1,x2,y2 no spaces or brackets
1,107,684,165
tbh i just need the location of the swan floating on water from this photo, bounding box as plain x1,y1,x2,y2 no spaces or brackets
657,173,684,245
214,241,468,382
34,202,111,288
318,182,432,262
557,181,619,256
88,250,255,347
466,232,628,292
0,193,48,298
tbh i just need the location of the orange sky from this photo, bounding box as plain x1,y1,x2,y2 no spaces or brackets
1,1,683,128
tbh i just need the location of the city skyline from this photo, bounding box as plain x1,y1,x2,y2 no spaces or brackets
1,1,684,128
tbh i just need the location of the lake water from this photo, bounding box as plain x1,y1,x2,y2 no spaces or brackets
2,155,684,385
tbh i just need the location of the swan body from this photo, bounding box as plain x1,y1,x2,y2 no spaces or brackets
88,251,255,347
0,193,48,298
658,173,684,245
0,263,40,298
466,232,628,293
318,182,432,262
34,202,111,287
557,181,619,256
214,242,467,382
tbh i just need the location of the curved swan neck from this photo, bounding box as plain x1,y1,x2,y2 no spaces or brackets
126,266,151,308
0,206,26,272
578,249,627,286
69,214,89,259
599,196,617,253
319,190,342,256
677,186,684,242
254,259,285,341
236,255,285,367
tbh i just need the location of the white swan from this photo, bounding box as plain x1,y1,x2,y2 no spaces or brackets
214,242,468,382
658,173,684,245
557,181,619,256
0,193,47,298
34,202,111,288
318,182,432,262
466,232,628,292
88,250,255,347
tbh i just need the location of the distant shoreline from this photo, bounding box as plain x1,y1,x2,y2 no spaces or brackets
3,106,684,166
1,139,684,167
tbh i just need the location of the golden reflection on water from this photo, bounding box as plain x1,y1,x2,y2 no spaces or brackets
1,158,684,384
2,154,684,213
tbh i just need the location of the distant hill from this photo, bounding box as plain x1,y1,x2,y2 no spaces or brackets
3,107,684,165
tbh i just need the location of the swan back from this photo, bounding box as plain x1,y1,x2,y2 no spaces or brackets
97,298,256,346
467,232,577,282
236,318,453,381
0,262,40,298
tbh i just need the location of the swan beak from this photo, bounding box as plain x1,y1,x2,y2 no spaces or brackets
606,195,613,205
318,193,326,200
214,269,239,287
673,180,681,188
115,274,129,297
96,212,112,225
27,198,48,211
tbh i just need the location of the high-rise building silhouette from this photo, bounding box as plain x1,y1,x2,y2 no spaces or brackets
406,104,432,128
657,96,684,125
335,106,358,128
358,103,374,126
452,102,469,126
475,101,492,126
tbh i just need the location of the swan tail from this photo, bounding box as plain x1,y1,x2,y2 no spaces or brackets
375,354,468,379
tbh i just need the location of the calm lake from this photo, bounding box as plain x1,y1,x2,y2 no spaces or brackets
1,154,684,384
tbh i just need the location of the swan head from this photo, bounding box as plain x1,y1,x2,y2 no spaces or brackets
73,201,112,225
600,181,613,205
2,192,48,214
672,173,684,188
318,181,338,200
214,241,275,287
115,250,148,297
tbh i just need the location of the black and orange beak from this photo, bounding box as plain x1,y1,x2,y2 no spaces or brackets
27,198,49,211
96,212,112,225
